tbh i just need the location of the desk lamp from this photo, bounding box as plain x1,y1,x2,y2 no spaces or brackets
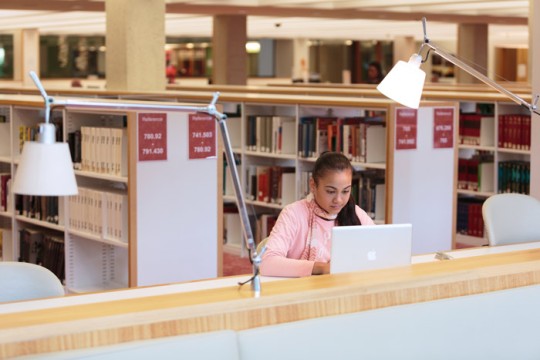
377,17,540,115
20,71,264,296
12,73,78,196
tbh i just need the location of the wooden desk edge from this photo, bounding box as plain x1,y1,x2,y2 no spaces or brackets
1,248,540,358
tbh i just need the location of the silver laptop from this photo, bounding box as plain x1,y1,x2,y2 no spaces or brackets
330,224,413,274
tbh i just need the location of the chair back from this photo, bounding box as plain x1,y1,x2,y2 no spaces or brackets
0,262,65,303
482,193,540,246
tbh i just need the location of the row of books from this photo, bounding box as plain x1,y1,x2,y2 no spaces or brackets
498,160,530,195
243,165,297,206
18,117,63,152
457,154,494,192
498,114,531,150
298,116,386,163
68,187,128,243
15,195,59,224
0,173,11,212
456,198,485,238
353,170,386,221
68,126,128,176
18,125,39,152
19,228,65,281
458,114,494,146
245,115,296,154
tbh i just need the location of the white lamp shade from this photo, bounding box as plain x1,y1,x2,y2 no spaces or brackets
377,54,427,109
12,141,78,196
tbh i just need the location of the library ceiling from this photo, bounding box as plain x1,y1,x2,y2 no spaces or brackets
0,0,530,41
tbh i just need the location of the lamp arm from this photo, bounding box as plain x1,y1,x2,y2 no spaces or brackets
422,42,537,112
216,115,263,296
29,71,53,124
419,18,538,114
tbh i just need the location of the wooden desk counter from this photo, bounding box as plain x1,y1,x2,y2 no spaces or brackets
2,248,540,357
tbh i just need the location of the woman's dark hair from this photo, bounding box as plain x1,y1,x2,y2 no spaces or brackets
367,61,384,83
312,152,361,226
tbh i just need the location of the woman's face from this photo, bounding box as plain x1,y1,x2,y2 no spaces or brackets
368,65,379,80
310,169,353,215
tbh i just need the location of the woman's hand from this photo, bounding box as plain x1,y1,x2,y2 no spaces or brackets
312,261,330,275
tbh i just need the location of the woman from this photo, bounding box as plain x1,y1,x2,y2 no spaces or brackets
260,152,375,277
366,61,384,84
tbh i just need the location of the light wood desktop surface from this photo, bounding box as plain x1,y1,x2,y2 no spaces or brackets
1,243,540,358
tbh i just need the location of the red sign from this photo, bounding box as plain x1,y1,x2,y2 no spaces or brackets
433,108,454,149
138,113,167,161
189,113,216,159
395,108,417,150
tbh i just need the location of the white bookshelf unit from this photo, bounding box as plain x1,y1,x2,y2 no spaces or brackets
194,92,462,256
456,99,531,247
0,95,220,293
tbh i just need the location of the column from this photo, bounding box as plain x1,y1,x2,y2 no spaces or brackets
274,39,294,79
456,23,488,83
13,29,39,86
529,0,540,199
212,15,247,85
105,0,165,91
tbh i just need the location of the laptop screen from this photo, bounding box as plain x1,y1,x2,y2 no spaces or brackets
330,224,413,274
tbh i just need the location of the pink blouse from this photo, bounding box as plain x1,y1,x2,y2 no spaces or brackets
260,198,375,277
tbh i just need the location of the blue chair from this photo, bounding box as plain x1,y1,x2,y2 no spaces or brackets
482,193,540,246
0,262,64,302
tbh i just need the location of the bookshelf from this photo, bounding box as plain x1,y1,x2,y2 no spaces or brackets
213,94,458,256
2,85,534,252
159,86,534,251
456,100,531,247
0,95,220,293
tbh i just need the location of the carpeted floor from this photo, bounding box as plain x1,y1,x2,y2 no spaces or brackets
222,252,252,276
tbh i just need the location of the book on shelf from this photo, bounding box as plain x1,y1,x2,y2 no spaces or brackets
459,113,481,146
298,116,316,158
19,228,44,264
18,125,39,152
106,191,128,243
457,152,494,192
245,165,257,201
69,187,128,243
15,195,59,224
246,115,256,151
18,228,64,281
298,116,386,163
41,234,65,282
245,115,296,155
74,126,127,176
456,198,485,238
274,116,296,155
498,114,531,151
257,166,271,202
498,160,530,194
244,165,296,206
0,173,11,212
353,169,385,220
